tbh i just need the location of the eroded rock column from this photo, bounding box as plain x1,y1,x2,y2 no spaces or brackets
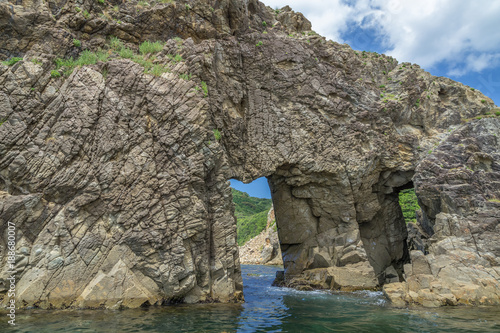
269,168,380,290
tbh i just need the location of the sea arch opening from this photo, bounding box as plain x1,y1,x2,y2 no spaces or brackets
227,166,419,292
230,177,281,265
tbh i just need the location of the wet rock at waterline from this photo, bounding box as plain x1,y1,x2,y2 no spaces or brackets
0,0,499,308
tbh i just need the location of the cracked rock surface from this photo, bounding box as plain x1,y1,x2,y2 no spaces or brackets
384,119,500,307
0,0,499,308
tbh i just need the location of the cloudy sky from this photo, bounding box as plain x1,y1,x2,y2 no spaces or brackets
263,0,500,103
232,0,500,198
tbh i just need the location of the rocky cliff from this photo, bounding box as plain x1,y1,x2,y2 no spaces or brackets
0,0,498,308
384,118,500,306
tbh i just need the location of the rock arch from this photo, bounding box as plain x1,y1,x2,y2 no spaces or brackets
0,0,498,309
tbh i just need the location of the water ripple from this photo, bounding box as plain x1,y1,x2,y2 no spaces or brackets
1,265,499,332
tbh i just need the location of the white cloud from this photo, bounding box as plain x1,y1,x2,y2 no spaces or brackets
260,0,500,75
449,53,500,77
263,0,354,42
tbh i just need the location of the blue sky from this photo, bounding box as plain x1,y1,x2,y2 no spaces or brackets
231,178,272,199
232,0,500,199
264,0,500,103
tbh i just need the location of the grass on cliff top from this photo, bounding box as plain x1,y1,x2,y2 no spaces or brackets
54,50,109,76
51,36,206,98
232,188,273,246
139,41,164,54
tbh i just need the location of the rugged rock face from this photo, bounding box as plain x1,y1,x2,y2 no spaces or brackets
239,207,282,265
384,119,500,307
0,0,498,308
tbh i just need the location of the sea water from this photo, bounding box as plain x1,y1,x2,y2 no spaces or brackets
1,264,499,332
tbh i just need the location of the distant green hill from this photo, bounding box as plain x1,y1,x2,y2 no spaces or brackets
399,188,420,223
232,188,273,246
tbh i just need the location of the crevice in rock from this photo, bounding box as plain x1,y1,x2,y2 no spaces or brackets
359,171,415,285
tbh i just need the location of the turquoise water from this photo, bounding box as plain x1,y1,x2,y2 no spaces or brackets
1,264,499,332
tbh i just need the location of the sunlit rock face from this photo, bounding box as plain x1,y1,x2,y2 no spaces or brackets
0,0,498,308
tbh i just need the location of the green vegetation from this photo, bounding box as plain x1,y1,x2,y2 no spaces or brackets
185,3,191,10
399,189,420,223
2,57,23,66
256,41,263,47
119,47,135,59
83,10,90,19
139,41,164,54
167,54,183,63
201,81,208,97
97,0,105,4
53,36,173,77
496,111,500,116
73,39,81,47
50,70,61,78
481,99,486,103
488,198,500,203
262,21,267,27
145,64,168,76
54,50,108,76
110,36,123,50
213,129,221,140
232,189,273,245
415,99,420,108
382,93,398,101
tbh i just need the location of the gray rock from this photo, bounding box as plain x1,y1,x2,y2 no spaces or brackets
0,0,498,309
386,119,500,307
